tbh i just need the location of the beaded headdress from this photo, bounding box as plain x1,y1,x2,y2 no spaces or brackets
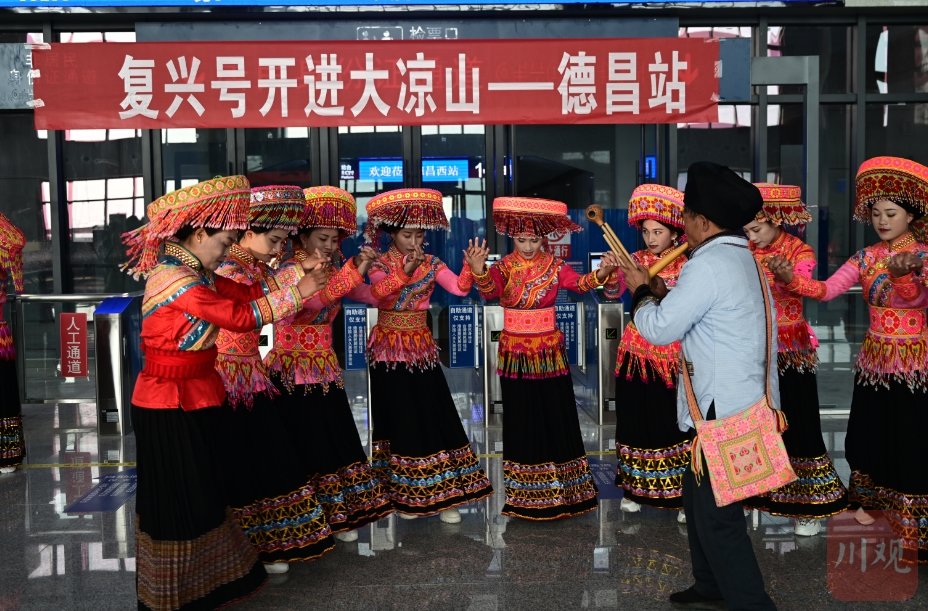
491,197,582,238
854,156,928,222
627,184,685,231
752,183,811,226
302,186,357,242
0,212,26,294
249,185,304,233
365,188,449,243
122,175,251,277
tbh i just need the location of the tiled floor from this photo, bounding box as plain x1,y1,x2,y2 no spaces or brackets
2,372,927,610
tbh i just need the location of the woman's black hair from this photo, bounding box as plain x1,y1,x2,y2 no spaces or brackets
877,199,925,221
174,225,224,242
639,219,681,239
379,224,404,235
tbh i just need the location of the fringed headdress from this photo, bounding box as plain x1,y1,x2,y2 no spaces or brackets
491,197,581,238
628,184,685,231
854,156,928,222
0,212,26,294
365,188,448,243
753,183,811,226
122,175,251,277
302,186,357,242
249,185,304,233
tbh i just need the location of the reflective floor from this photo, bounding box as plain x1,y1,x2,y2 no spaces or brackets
2,371,927,610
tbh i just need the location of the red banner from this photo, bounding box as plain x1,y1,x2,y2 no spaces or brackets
60,312,88,378
32,38,719,129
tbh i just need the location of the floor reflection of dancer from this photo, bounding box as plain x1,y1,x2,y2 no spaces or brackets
213,185,335,574
365,188,493,524
603,185,689,524
265,186,391,543
473,197,615,520
0,212,25,474
742,183,848,537
124,176,324,610
767,157,928,562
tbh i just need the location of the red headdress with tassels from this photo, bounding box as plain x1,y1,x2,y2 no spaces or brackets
249,185,305,233
365,188,448,243
628,184,686,231
854,156,928,223
752,183,811,226
302,185,357,242
491,197,582,238
0,212,26,294
122,175,251,277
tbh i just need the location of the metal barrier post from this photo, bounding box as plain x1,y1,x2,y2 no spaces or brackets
596,303,625,426
93,296,142,436
481,305,504,428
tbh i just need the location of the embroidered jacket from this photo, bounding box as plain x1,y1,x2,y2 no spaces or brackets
782,232,928,390
474,251,600,379
366,246,474,370
604,248,687,387
750,231,820,373
265,251,371,393
214,244,306,407
132,242,303,411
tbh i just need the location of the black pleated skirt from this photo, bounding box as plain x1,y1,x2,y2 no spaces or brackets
846,374,928,563
500,371,599,521
0,358,24,469
369,362,492,516
214,394,334,563
271,378,392,532
613,359,689,510
745,365,848,518
132,404,267,611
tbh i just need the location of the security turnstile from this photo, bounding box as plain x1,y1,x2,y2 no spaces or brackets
93,295,143,436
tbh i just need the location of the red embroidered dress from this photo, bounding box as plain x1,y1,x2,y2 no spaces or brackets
214,243,305,407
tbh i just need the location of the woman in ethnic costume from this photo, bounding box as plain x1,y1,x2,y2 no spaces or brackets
265,185,391,543
213,185,334,573
472,197,614,520
768,157,928,561
742,183,848,537
124,176,324,611
365,188,493,525
0,212,25,474
602,185,690,524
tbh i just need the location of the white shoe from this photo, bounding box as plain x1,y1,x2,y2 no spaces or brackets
854,507,876,526
397,512,418,520
620,497,640,513
439,508,461,524
263,562,289,574
794,518,821,537
0,466,16,474
335,530,359,542
677,510,687,524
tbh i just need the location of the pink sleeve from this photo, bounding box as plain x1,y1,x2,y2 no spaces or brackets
603,269,626,300
792,259,816,281
434,262,474,297
558,264,600,295
474,265,504,299
784,260,858,301
889,273,928,307
345,283,379,307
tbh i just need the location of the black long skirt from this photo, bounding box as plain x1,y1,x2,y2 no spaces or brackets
846,374,928,563
132,404,267,611
746,365,848,518
215,394,334,564
271,378,392,533
613,359,689,510
369,362,493,516
0,358,24,468
500,372,599,521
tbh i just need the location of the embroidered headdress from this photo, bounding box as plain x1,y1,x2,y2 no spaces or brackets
249,185,305,233
365,188,448,243
752,183,811,226
122,175,251,277
854,156,928,222
628,184,685,231
491,197,582,238
301,185,357,241
0,212,26,294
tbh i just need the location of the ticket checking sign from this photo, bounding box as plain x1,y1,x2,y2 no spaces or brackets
343,305,368,371
60,312,88,378
555,303,580,366
448,305,477,369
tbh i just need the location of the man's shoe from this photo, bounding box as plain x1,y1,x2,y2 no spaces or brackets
669,586,727,609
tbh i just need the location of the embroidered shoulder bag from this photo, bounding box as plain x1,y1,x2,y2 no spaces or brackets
680,259,797,507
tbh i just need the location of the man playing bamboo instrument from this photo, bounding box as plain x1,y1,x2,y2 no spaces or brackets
615,162,780,611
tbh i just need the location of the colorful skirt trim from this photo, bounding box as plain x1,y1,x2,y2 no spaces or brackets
372,441,493,515
856,307,928,390
0,415,24,468
497,328,569,380
614,323,679,388
851,470,928,563
502,456,599,521
314,460,393,533
136,510,267,611
616,439,691,505
367,313,439,371
758,453,848,518
214,352,277,409
776,320,820,374
0,322,14,360
265,348,342,393
232,482,335,563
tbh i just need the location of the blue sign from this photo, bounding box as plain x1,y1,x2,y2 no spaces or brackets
358,159,403,183
448,304,476,368
555,303,580,366
587,457,623,500
343,305,368,370
65,468,137,513
422,159,469,182
0,0,833,5
645,155,658,180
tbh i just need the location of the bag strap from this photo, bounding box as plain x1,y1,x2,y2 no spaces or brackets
680,257,775,425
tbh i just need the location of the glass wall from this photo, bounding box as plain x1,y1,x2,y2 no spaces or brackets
866,24,928,95
768,26,852,94
162,129,229,193
243,128,312,188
